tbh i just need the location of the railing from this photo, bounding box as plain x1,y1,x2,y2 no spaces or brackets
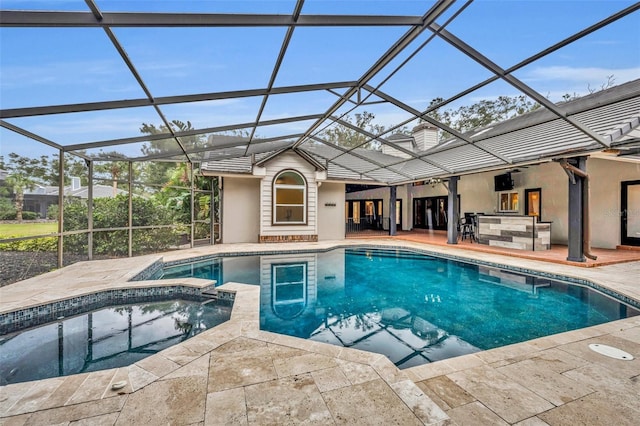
345,217,390,236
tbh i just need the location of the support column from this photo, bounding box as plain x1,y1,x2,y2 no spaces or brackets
128,161,133,258
447,176,459,244
57,150,64,268
87,160,93,260
190,163,195,248
210,177,215,245
567,157,586,262
389,186,397,236
406,183,413,231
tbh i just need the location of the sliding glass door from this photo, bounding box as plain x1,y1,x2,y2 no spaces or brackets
621,180,640,246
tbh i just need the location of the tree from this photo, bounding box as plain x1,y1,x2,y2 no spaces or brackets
427,77,618,140
155,162,193,224
92,152,132,197
140,120,205,188
49,154,88,187
5,173,37,221
426,95,540,140
1,153,49,221
320,111,386,150
561,75,616,102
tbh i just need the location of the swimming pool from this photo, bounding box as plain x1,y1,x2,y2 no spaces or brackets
0,298,231,385
160,247,640,369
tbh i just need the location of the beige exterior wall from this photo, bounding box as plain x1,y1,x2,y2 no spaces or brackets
453,163,569,244
260,151,318,238
221,154,637,248
587,157,640,248
317,182,346,240
345,158,640,249
221,177,260,243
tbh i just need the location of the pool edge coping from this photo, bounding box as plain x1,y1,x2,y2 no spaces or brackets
1,240,639,421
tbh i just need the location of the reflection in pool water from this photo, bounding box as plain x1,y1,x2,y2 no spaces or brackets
161,247,639,369
0,299,231,385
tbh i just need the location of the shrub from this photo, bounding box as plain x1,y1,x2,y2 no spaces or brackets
0,211,16,220
47,204,59,220
0,235,57,251
0,197,16,219
63,195,180,256
21,211,39,220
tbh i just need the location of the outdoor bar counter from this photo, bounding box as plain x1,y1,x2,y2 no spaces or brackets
476,215,551,251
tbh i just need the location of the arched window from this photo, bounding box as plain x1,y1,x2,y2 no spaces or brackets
271,263,307,319
273,170,306,224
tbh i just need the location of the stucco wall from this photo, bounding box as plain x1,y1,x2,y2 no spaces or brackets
345,158,639,248
587,157,640,248
317,182,346,240
221,177,260,243
260,152,318,238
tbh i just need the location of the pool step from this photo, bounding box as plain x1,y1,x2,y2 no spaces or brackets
201,288,236,303
201,288,218,299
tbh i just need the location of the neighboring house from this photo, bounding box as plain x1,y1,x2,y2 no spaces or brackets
23,177,127,218
203,80,640,250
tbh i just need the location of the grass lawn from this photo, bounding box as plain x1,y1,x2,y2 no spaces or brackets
0,222,58,238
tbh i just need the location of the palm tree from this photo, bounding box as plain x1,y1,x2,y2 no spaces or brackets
6,172,37,221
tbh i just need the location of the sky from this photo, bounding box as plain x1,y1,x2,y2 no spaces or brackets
1,0,639,160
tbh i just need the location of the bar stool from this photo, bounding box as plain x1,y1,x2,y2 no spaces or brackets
459,217,475,242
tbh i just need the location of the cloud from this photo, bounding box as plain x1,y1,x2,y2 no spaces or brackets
0,60,126,89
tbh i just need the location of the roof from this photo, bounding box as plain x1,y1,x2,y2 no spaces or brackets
1,2,639,185
25,184,127,199
203,79,640,183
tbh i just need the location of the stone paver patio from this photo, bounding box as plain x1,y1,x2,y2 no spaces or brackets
1,239,639,425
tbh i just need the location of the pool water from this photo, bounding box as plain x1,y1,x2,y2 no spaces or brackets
0,299,231,385
161,247,639,369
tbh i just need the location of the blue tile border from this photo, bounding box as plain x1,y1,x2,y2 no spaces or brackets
6,243,637,337
0,283,223,335
130,259,164,281
142,243,640,311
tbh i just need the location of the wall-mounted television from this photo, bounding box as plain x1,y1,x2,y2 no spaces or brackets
494,173,514,191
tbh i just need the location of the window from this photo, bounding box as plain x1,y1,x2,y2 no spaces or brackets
273,170,306,224
365,201,374,217
272,263,307,319
498,191,519,212
525,188,542,221
352,201,360,223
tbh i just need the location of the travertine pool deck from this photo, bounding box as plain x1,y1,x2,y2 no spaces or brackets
1,239,639,425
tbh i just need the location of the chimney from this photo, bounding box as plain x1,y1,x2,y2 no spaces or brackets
382,133,414,158
412,123,439,151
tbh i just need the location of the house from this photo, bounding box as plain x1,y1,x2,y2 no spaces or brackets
22,177,127,218
346,82,640,251
346,155,640,249
201,146,351,243
201,79,640,253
